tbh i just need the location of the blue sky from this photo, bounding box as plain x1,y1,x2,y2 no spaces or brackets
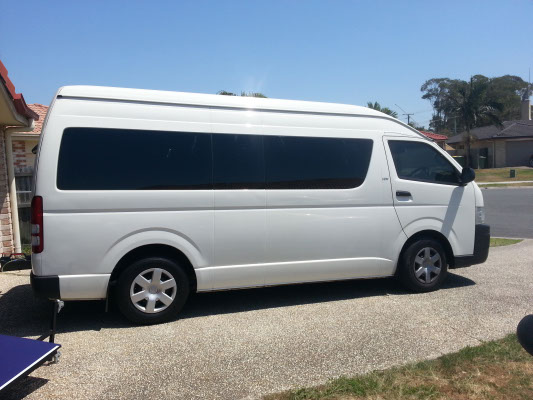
2,0,532,128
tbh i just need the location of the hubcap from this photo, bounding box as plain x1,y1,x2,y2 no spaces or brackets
414,247,442,284
130,268,177,314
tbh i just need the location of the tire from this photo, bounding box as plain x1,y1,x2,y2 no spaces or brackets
398,239,448,293
529,156,533,168
115,257,190,324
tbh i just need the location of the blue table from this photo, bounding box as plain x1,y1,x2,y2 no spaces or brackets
0,335,61,392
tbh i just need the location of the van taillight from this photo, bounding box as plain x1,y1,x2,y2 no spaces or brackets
31,196,43,253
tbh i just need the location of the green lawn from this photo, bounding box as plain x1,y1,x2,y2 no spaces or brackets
475,167,533,183
490,238,523,247
265,335,533,400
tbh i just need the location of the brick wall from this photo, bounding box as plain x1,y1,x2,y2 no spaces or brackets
0,129,14,254
12,139,26,167
12,139,38,168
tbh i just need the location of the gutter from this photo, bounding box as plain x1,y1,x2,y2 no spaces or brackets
4,120,35,253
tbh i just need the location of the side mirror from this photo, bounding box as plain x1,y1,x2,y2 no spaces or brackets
460,167,475,185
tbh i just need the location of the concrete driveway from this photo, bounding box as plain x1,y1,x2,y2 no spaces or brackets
1,240,532,400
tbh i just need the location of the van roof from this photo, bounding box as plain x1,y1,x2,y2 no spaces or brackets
57,85,392,119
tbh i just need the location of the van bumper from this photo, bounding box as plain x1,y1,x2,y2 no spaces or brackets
453,224,490,268
30,272,60,299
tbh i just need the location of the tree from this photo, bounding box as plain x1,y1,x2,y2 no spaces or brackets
366,101,398,118
446,77,503,167
421,75,528,133
408,121,427,132
218,90,267,98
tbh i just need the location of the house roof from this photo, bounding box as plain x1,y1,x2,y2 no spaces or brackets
27,104,48,134
419,131,448,141
447,119,533,144
0,59,39,123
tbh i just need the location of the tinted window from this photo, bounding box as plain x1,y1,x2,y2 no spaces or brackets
213,134,265,189
265,136,373,189
388,140,459,184
57,128,212,190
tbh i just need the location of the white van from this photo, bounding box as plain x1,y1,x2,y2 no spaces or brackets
31,86,490,324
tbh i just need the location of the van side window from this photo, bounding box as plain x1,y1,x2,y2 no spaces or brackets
265,136,373,189
57,128,212,190
213,134,265,189
388,140,460,185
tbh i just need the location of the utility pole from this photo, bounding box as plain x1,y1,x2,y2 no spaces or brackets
403,113,414,125
395,104,414,126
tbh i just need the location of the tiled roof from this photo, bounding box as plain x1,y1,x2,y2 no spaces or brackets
419,131,448,141
447,119,533,144
0,59,39,121
27,104,49,134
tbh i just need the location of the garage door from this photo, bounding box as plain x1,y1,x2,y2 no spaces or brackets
506,140,533,166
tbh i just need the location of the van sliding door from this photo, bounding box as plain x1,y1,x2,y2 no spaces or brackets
210,132,267,289
263,129,400,285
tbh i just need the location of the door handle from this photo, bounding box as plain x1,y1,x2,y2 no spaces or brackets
396,191,412,197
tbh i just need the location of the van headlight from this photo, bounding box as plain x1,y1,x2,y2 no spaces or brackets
476,207,485,224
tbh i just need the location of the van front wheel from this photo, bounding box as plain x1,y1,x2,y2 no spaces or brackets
116,257,190,324
398,239,448,292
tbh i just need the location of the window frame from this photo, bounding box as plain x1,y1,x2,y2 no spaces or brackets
56,127,375,192
387,139,462,186
264,135,374,190
212,132,266,190
56,127,214,191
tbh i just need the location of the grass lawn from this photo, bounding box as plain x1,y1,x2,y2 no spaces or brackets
265,335,533,400
490,238,523,247
474,167,533,183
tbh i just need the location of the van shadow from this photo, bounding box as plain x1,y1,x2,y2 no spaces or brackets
180,272,475,319
0,272,475,336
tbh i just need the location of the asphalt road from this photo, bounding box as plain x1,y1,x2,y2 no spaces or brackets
483,187,533,238
1,240,533,400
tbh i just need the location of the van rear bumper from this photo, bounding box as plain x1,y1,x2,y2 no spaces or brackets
453,224,490,268
31,273,110,300
30,272,60,299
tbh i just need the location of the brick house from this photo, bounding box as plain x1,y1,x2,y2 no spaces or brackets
446,97,533,168
419,131,448,149
13,104,47,169
0,60,40,255
12,104,48,246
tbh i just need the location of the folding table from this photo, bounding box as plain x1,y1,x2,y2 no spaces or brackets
0,300,63,394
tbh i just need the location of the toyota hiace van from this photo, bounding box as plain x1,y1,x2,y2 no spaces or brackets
31,86,490,323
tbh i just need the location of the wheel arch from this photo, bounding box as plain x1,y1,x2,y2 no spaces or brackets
397,230,455,274
110,244,198,293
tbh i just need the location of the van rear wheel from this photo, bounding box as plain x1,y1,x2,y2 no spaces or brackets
398,239,448,292
116,257,189,324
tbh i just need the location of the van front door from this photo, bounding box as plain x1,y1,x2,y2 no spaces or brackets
383,136,476,257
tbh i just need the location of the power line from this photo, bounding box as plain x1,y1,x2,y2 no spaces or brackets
394,104,408,114
395,103,414,124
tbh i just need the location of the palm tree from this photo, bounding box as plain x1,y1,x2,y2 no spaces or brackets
366,101,398,118
447,77,503,167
